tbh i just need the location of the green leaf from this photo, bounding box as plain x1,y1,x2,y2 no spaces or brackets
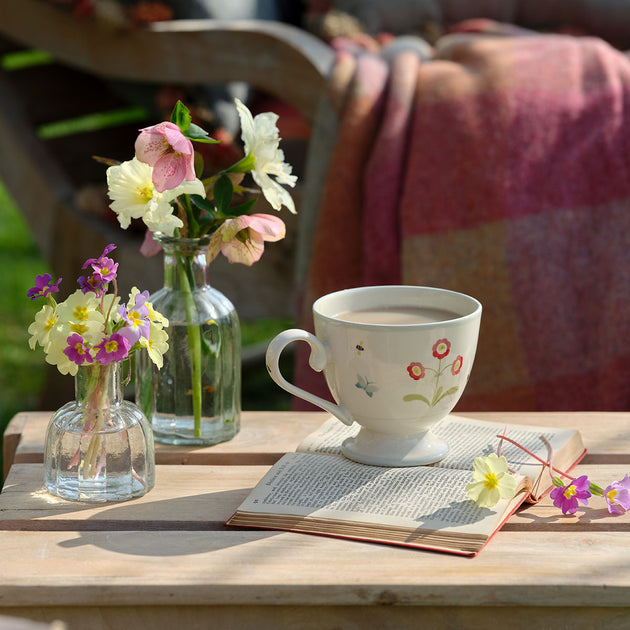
170,101,192,133
189,194,216,214
198,213,219,232
187,209,200,236
185,122,220,144
213,174,233,214
402,394,431,406
194,151,204,178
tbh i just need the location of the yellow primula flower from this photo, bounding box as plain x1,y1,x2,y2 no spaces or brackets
465,453,518,508
139,324,169,369
28,304,58,350
55,290,104,342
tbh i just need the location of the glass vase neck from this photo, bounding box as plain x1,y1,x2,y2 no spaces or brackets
157,236,211,290
75,362,122,408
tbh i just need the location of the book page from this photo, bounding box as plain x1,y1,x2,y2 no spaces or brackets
431,416,578,479
233,452,528,537
297,415,581,484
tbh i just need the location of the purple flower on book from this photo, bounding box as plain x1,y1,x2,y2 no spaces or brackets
27,273,62,300
604,474,630,515
550,475,592,515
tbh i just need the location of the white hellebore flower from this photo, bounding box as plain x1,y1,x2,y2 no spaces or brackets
234,97,297,214
106,158,206,236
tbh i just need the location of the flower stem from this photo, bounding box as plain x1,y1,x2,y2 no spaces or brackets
176,252,203,436
495,433,575,480
78,364,108,478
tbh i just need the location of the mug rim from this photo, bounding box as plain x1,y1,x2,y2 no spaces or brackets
313,285,482,328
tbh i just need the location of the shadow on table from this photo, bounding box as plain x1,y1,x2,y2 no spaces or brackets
54,488,280,556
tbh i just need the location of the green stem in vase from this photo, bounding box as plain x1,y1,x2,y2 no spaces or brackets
176,252,203,437
78,363,109,479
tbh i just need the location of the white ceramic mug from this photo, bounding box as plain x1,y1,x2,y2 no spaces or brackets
266,286,482,466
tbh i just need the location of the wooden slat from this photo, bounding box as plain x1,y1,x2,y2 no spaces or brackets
0,0,334,126
4,411,330,469
43,123,148,185
0,463,259,531
7,411,630,472
2,412,630,628
1,63,143,126
2,413,27,481
1,462,628,532
0,528,630,608
2,603,629,630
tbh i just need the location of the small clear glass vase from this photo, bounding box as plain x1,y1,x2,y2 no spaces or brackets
43,361,155,503
136,234,241,446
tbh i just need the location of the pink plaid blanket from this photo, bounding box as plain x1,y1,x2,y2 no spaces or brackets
296,24,630,411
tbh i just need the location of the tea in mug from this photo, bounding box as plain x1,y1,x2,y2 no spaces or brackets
335,306,459,325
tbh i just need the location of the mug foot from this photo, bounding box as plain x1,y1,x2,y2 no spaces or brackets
341,428,449,467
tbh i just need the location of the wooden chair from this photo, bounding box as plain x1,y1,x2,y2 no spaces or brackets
0,0,336,406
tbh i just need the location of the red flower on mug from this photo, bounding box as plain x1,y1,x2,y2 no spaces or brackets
451,355,463,375
432,339,451,360
407,362,425,380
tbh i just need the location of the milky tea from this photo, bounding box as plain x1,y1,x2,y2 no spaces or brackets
334,306,460,326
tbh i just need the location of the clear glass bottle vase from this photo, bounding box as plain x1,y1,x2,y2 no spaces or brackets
136,234,241,445
43,361,155,503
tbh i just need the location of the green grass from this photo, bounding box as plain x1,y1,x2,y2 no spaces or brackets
0,183,49,482
1,49,54,70
37,106,149,139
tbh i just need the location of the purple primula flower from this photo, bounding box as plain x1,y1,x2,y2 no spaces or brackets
117,291,151,345
77,273,105,296
93,333,130,365
550,475,592,515
82,244,117,271
27,274,62,300
604,474,630,515
78,244,118,296
63,333,93,365
90,255,118,283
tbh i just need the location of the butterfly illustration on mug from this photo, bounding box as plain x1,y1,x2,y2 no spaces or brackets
355,374,379,398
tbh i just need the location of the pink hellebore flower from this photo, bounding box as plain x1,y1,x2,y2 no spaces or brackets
140,230,163,257
207,214,285,266
135,121,196,193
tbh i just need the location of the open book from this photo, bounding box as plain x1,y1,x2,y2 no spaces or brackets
226,415,586,556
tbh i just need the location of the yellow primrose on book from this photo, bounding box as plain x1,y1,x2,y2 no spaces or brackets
465,453,518,508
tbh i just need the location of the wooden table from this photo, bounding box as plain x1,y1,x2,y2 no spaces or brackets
2,411,630,630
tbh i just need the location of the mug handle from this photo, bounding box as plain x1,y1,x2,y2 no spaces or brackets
265,329,354,426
